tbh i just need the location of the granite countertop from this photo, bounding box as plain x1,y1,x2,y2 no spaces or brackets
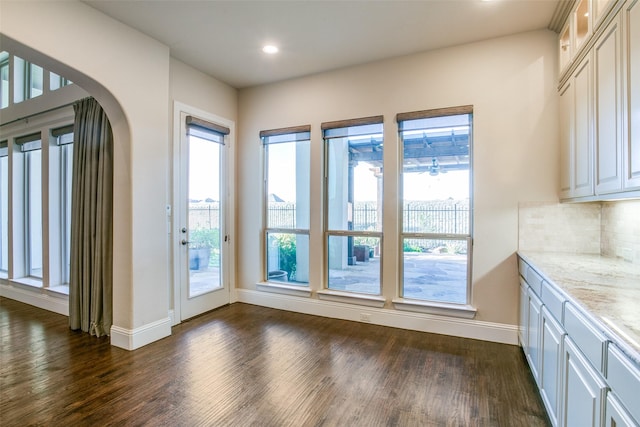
518,251,640,364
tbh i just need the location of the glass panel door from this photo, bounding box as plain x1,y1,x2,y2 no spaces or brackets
177,110,229,321
187,134,221,296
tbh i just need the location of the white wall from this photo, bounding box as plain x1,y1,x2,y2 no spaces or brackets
237,29,559,331
1,2,239,348
168,58,238,314
1,1,172,348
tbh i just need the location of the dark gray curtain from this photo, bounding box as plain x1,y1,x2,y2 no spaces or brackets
69,97,114,337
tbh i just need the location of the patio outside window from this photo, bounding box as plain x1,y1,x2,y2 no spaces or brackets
262,126,311,285
323,117,383,295
398,107,473,305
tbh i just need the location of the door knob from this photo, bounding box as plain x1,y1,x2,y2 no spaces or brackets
181,239,189,245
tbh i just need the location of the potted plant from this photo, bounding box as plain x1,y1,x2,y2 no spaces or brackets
188,228,219,270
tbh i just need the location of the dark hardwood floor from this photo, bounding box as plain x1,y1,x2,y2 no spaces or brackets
0,297,549,426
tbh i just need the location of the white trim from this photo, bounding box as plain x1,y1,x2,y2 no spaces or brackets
110,316,172,351
256,281,312,297
392,298,477,319
171,101,235,323
0,281,68,316
237,289,518,345
317,289,386,308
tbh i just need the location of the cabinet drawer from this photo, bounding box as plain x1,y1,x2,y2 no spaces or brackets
541,280,565,324
526,266,544,296
518,257,529,279
607,345,640,423
564,303,608,373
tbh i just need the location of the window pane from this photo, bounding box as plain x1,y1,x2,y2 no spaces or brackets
326,130,383,232
266,232,309,285
26,150,43,278
402,238,469,304
50,72,61,91
1,52,8,109
328,235,380,295
266,138,310,230
29,63,43,99
402,114,470,234
61,143,73,284
13,56,25,104
0,155,8,272
188,135,222,296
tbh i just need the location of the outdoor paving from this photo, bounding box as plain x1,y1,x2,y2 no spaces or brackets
190,253,468,305
329,252,467,304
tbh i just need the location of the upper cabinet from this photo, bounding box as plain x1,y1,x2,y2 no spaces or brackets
623,0,640,190
559,0,640,200
575,0,592,52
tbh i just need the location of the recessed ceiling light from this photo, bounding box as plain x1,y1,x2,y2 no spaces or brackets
262,45,279,54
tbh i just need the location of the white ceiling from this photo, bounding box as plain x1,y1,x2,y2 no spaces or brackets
84,0,562,89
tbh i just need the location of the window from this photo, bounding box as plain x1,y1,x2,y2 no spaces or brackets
49,72,72,91
0,141,8,273
0,52,8,109
53,126,74,285
17,133,43,279
323,117,383,295
398,107,473,305
262,126,311,285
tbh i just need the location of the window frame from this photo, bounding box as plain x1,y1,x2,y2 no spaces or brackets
19,135,43,279
397,106,474,307
261,125,311,287
322,116,384,297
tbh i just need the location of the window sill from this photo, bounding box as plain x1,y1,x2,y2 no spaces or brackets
392,298,477,319
47,285,69,296
11,277,43,288
257,281,312,298
317,289,385,308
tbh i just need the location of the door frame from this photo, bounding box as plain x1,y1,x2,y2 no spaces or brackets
171,101,236,324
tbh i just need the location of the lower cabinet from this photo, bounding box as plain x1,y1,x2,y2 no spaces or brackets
540,306,565,426
605,393,637,427
527,288,543,385
518,256,640,427
561,337,608,427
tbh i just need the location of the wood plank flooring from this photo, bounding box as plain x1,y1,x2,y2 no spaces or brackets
0,297,550,426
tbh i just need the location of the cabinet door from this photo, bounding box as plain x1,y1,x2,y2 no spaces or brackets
540,307,566,427
595,15,624,194
605,392,639,427
561,337,607,427
527,289,543,385
560,80,575,199
573,55,595,198
624,0,640,190
519,280,529,348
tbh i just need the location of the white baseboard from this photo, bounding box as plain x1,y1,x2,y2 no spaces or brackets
110,316,172,351
0,282,69,316
236,289,518,345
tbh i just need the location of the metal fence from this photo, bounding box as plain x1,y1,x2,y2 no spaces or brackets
192,200,470,253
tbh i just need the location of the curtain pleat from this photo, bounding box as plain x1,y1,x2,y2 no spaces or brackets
69,97,113,337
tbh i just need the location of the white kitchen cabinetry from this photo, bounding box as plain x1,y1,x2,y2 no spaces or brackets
540,306,566,426
606,393,638,427
594,14,624,194
561,54,594,199
518,255,640,427
623,0,640,190
606,344,640,423
561,337,607,427
558,0,640,199
560,80,575,198
574,55,595,198
519,279,529,348
527,288,543,385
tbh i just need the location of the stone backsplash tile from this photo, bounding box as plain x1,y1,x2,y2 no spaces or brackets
602,200,640,264
518,201,601,253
